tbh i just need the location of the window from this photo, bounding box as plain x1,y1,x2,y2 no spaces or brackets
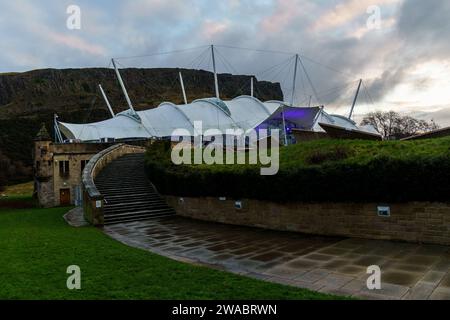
36,161,40,171
40,146,48,157
81,160,88,172
59,161,70,177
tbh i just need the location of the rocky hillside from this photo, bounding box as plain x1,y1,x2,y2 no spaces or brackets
0,68,283,182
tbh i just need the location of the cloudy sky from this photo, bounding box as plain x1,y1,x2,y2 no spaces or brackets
1,0,449,125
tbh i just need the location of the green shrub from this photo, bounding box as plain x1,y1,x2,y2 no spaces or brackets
145,138,450,203
305,145,353,165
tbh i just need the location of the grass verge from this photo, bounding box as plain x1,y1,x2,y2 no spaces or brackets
0,203,344,300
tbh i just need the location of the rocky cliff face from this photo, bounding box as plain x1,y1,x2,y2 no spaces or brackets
0,68,282,119
0,68,283,182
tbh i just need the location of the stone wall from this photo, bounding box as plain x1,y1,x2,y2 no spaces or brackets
33,140,112,207
52,153,96,206
35,177,54,208
165,196,450,245
292,129,329,142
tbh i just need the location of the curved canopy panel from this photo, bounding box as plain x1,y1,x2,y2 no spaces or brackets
181,98,237,133
328,114,358,129
232,96,271,115
262,100,288,114
138,103,194,136
359,124,380,135
316,110,382,139
226,96,275,131
58,115,151,141
193,97,232,117
312,110,359,132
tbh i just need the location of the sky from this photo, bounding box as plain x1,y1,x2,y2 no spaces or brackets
0,0,449,125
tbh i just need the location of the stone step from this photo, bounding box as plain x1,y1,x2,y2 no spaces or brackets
104,208,175,219
105,197,165,206
97,175,146,180
97,166,145,172
103,192,159,200
110,158,144,162
94,152,174,225
97,176,149,180
104,199,167,210
104,204,170,216
99,161,144,166
97,188,154,195
97,165,145,170
97,172,146,178
104,209,175,225
100,165,145,169
96,177,149,183
98,184,153,190
103,214,172,225
110,155,144,160
98,172,146,176
105,197,165,209
95,181,151,187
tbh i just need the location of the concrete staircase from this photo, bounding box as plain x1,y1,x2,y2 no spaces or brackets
95,153,175,225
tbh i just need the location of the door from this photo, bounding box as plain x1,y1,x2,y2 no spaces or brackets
60,188,71,206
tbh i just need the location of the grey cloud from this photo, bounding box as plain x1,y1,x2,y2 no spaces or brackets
0,0,449,120
397,0,450,59
365,69,406,103
408,107,450,127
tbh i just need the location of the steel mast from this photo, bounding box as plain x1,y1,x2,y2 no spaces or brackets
211,45,220,99
349,79,363,119
98,84,115,118
111,58,136,114
178,72,188,105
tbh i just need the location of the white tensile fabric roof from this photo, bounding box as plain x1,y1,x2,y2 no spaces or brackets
58,96,321,141
58,95,380,141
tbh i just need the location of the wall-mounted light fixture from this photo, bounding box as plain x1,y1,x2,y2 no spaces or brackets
377,205,390,217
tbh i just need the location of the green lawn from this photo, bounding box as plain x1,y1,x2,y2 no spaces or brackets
0,204,342,300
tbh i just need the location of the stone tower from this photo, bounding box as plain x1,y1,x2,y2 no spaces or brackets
33,124,54,207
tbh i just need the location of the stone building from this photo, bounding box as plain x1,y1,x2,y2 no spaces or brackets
33,124,110,207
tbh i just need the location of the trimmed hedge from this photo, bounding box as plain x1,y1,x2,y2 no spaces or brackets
145,139,450,203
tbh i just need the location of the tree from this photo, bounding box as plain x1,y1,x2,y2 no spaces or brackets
0,150,32,191
360,111,439,140
0,176,5,192
0,151,8,192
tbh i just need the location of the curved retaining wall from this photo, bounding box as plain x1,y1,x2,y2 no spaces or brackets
165,196,450,245
82,143,145,225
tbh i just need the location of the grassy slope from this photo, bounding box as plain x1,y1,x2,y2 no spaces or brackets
147,137,450,202
0,182,35,208
192,137,450,172
2,181,34,196
0,204,341,300
280,137,450,166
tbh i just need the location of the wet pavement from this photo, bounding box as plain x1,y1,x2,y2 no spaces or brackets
104,216,450,300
